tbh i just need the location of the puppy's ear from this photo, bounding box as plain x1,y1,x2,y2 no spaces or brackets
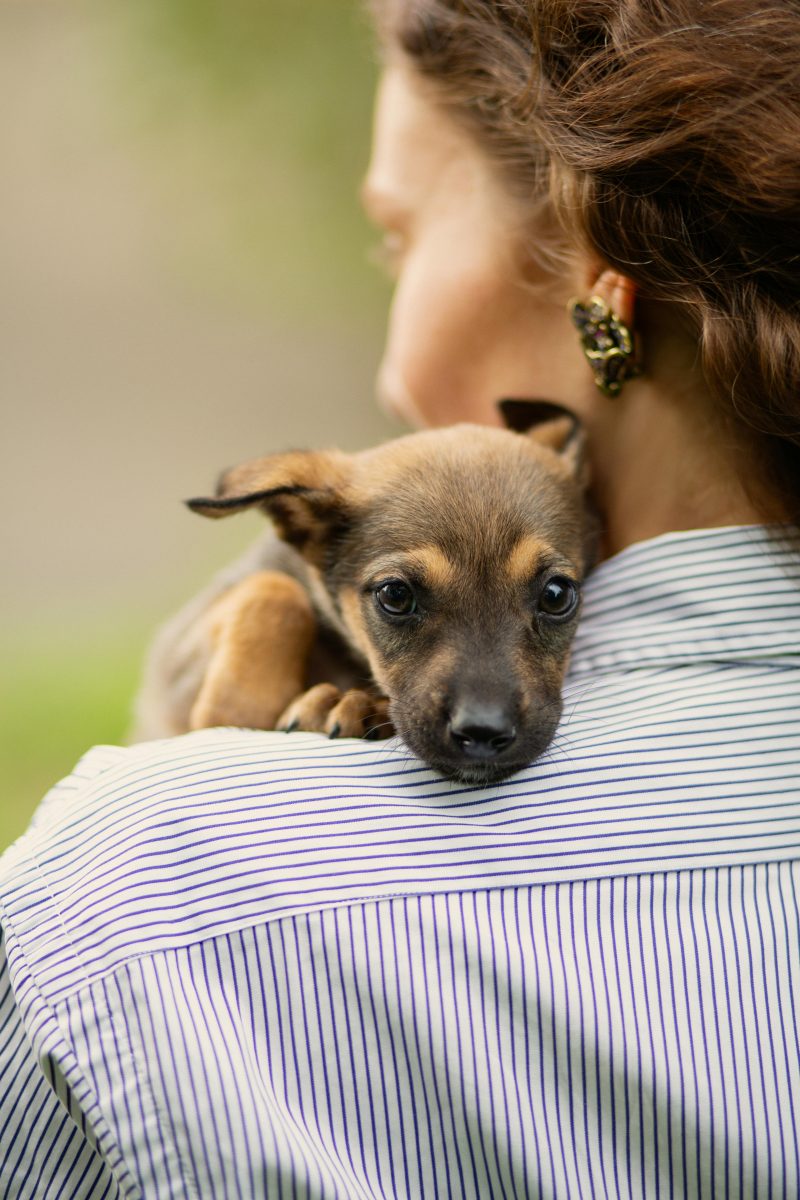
497,397,588,486
186,449,351,558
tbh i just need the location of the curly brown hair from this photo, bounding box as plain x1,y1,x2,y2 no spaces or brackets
371,0,800,527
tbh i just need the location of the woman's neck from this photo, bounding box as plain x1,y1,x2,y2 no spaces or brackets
586,377,764,561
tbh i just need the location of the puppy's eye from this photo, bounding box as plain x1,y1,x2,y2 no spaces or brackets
538,576,580,621
375,579,417,617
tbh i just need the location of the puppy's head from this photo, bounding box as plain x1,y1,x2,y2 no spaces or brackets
188,409,593,783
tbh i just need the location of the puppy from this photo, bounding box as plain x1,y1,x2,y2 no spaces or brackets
132,404,593,783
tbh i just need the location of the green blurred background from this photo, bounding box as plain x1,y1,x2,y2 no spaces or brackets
1,0,400,849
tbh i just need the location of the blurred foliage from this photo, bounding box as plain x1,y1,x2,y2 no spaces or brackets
1,0,389,850
0,622,147,850
106,0,387,317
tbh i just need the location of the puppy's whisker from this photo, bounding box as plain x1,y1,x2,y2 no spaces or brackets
562,676,607,719
548,729,577,755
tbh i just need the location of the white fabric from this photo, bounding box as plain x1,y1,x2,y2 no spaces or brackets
2,525,799,1198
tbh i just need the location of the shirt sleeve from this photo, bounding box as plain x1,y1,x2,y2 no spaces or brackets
0,927,127,1200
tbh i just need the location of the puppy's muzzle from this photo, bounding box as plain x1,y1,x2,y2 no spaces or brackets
448,701,517,761
397,682,562,784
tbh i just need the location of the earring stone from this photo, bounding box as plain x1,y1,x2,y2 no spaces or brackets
569,295,641,397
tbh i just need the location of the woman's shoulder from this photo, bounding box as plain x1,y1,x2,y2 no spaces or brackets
3,524,798,1005
3,649,799,1003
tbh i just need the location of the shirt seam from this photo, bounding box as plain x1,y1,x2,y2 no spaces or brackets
1,884,200,1199
29,854,800,1005
1,919,143,1200
58,982,201,1200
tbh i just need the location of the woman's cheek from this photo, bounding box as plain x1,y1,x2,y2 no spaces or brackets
375,284,431,426
378,255,505,428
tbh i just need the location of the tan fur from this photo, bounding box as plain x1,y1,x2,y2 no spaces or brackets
339,588,378,665
189,571,315,732
216,449,351,503
526,416,574,453
504,535,550,582
134,411,592,781
354,546,457,592
348,423,573,503
337,588,395,701
408,545,457,590
278,684,392,739
277,682,341,733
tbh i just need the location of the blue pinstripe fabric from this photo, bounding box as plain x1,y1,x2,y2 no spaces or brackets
2,525,799,1198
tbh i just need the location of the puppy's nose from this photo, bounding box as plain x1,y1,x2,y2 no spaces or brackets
448,703,517,760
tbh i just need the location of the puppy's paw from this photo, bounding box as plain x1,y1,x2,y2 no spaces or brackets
278,686,394,741
327,691,394,741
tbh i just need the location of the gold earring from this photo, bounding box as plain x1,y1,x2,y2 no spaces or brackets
569,295,641,397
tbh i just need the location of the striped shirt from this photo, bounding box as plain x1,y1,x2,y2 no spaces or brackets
2,524,800,1199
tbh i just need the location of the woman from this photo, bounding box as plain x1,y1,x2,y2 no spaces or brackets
2,1,799,1196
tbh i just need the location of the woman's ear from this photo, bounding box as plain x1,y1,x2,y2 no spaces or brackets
587,268,637,328
186,449,352,560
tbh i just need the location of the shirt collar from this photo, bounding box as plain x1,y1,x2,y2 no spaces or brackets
569,524,800,674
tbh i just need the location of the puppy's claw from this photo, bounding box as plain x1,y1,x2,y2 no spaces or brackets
277,686,390,740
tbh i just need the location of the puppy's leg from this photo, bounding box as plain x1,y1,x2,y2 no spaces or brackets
278,686,394,741
190,570,315,732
